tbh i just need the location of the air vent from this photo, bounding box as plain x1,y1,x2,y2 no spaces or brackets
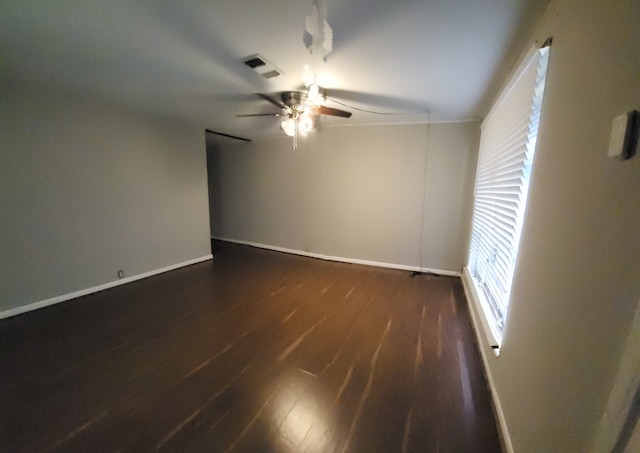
244,57,265,69
242,54,283,79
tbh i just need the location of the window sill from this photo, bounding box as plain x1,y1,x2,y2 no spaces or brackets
462,266,502,357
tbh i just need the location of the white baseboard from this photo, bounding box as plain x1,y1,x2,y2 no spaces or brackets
213,237,460,277
461,267,513,453
0,255,213,320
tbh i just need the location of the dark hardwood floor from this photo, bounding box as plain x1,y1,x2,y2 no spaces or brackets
0,241,502,452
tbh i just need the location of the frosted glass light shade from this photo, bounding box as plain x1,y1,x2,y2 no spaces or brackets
298,115,313,135
281,118,296,136
307,84,322,106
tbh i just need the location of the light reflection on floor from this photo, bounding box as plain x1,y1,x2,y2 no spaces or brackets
270,368,333,452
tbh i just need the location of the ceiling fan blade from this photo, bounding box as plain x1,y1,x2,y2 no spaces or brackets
257,93,288,110
236,113,285,117
315,105,352,118
325,89,426,113
205,129,252,142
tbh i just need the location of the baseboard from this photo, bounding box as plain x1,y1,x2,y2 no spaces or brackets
213,237,460,277
0,254,213,320
461,267,513,453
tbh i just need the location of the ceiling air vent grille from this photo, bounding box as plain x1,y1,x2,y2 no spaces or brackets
244,57,265,69
242,54,283,79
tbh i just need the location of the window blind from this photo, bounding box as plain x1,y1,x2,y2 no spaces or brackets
467,46,549,344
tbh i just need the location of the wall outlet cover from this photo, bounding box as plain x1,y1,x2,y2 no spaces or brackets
608,110,639,160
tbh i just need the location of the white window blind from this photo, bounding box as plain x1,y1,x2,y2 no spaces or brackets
467,46,550,345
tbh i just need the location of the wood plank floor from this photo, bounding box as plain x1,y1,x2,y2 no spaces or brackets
0,241,502,452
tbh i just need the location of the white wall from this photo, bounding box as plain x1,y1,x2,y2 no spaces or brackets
466,0,640,451
208,122,478,273
0,82,212,314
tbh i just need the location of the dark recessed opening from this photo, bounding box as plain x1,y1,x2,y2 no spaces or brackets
244,57,265,68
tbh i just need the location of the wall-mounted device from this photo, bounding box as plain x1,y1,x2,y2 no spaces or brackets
608,110,639,160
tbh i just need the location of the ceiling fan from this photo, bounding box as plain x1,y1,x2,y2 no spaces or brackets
237,86,352,146
236,0,353,148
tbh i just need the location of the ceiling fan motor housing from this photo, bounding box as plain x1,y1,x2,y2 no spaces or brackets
281,91,308,112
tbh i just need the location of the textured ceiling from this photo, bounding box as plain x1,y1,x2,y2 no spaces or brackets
0,0,549,143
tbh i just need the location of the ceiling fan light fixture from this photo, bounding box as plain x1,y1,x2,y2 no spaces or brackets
307,84,323,107
281,117,296,137
298,114,313,135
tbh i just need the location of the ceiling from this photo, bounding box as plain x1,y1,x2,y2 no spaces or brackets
0,0,549,144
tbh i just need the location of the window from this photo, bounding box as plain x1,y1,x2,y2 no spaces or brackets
466,45,550,348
